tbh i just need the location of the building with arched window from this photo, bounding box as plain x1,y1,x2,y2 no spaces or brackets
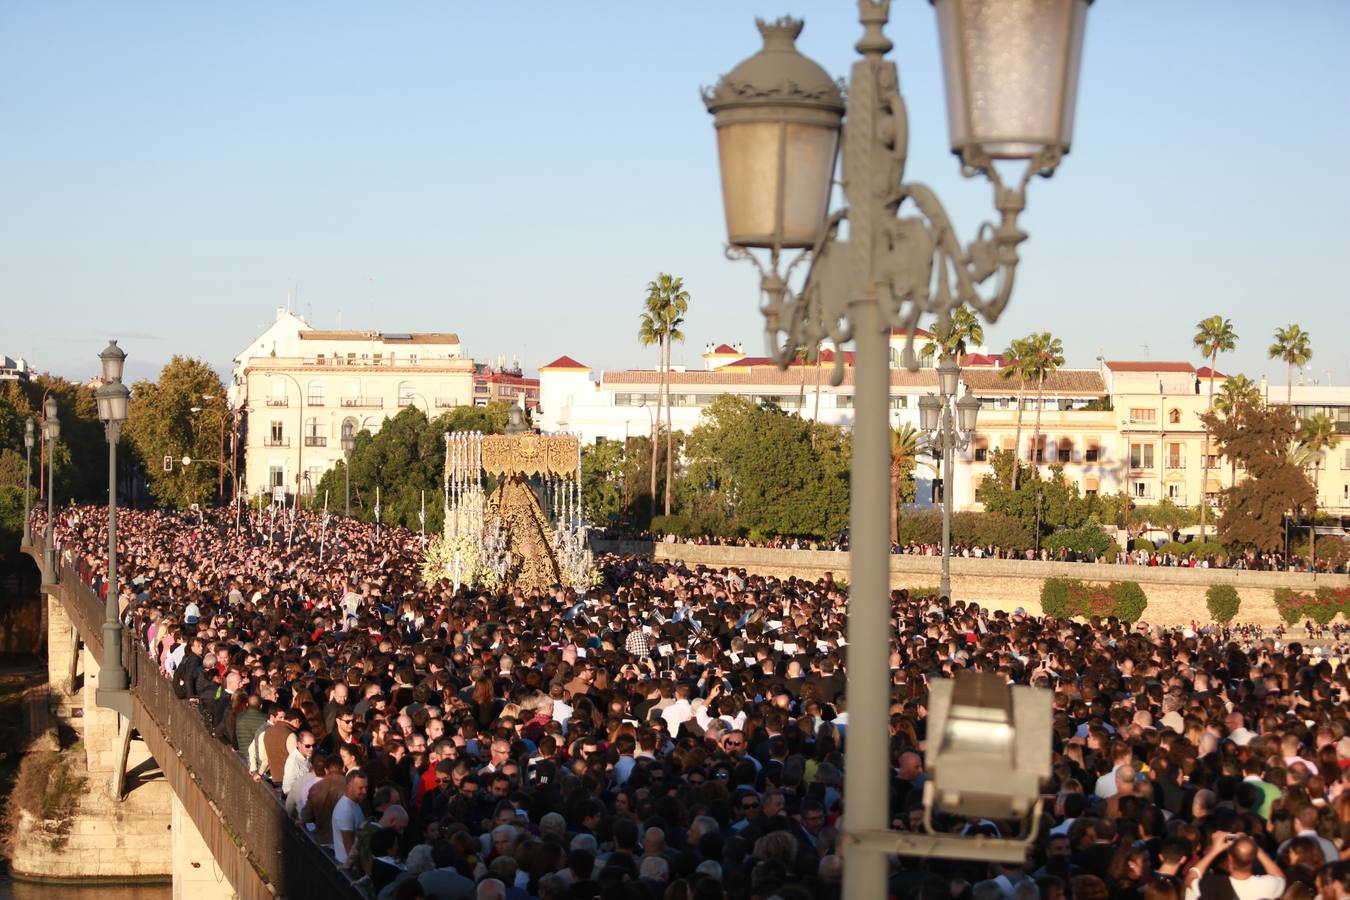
235,308,477,502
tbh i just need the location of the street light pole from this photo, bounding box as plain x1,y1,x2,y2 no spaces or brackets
704,4,1088,894
921,358,980,599
341,428,356,517
94,340,133,733
42,398,60,585
21,419,35,548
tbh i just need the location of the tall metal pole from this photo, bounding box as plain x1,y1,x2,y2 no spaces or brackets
844,299,891,900
21,421,34,548
42,419,57,585
101,421,128,694
940,401,954,599
344,454,352,517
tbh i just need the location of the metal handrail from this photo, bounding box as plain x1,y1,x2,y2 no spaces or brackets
38,540,362,900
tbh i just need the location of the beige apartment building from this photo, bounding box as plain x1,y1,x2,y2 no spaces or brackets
235,310,473,501
1103,361,1233,508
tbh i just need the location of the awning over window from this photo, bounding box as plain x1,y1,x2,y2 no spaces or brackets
1084,476,1100,491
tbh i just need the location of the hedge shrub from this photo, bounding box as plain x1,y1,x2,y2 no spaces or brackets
1130,538,1156,552
1044,524,1119,558
1205,584,1241,624
650,515,694,538
895,511,1034,551
1040,578,1149,622
1272,587,1348,625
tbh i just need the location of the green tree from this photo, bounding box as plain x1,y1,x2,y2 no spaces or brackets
580,439,626,526
643,274,689,517
1200,401,1312,553
889,423,929,540
1024,332,1065,474
1298,413,1341,564
975,449,1090,540
1268,323,1312,407
124,356,228,508
681,395,850,539
638,302,666,510
923,307,985,361
1194,315,1238,539
999,338,1033,489
1214,373,1262,484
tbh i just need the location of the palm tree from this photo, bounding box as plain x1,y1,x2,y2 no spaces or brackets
999,338,1033,489
1193,315,1238,540
1268,324,1312,407
923,307,985,362
890,423,934,541
1214,373,1261,485
1025,332,1065,475
1298,413,1341,565
637,307,664,511
1213,373,1260,418
645,274,689,517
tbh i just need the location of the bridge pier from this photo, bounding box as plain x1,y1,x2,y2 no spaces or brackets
171,794,238,900
45,592,78,694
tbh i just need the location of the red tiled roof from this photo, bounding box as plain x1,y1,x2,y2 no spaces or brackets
960,353,1004,367
963,368,1106,394
1105,361,1195,373
1195,366,1227,380
603,368,940,388
299,330,461,344
722,350,856,369
540,355,589,370
705,344,740,355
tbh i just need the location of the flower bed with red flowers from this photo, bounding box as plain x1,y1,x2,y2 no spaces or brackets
1041,578,1148,622
1273,586,1350,625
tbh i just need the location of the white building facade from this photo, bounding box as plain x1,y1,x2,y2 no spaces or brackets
236,309,473,501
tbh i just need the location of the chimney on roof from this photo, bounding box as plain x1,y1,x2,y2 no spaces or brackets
276,306,287,321
734,342,743,354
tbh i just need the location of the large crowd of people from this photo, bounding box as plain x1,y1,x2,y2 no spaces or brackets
30,504,1350,900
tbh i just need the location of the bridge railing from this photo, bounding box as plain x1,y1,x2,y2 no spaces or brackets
48,543,364,900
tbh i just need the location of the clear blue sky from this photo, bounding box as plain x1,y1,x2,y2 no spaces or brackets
3,1,1347,387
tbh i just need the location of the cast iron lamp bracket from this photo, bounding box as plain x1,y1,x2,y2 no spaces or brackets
729,2,1066,385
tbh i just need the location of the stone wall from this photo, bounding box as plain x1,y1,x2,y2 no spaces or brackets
594,541,1350,627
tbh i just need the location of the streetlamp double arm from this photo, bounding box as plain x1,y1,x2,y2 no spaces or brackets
707,2,1086,379
921,357,981,599
21,419,35,548
94,340,133,722
41,397,61,585
705,1,1089,893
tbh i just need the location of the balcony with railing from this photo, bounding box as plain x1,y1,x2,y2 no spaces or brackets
304,436,327,447
263,437,290,448
340,397,383,408
434,397,458,408
1166,457,1185,470
264,398,289,407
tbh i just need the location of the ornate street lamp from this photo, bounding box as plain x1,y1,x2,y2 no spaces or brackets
341,428,356,517
921,360,981,602
21,419,35,548
42,396,60,585
94,340,133,732
705,0,1089,888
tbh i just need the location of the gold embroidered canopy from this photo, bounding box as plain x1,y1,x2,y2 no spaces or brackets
477,433,580,479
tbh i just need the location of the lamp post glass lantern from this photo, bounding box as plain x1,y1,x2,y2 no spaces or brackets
94,341,132,715
922,359,981,601
705,1,1087,891
22,419,35,547
41,399,60,584
341,430,355,517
